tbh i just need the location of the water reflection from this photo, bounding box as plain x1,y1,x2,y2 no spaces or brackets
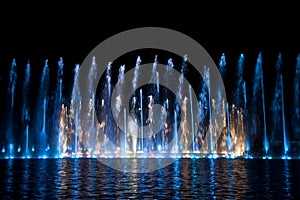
283,160,291,198
0,158,299,199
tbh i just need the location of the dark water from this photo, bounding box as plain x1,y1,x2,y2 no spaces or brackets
0,158,299,199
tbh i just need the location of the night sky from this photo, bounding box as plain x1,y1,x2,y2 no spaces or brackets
0,3,299,129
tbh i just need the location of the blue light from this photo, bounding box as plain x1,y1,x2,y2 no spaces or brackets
157,145,162,152
285,147,289,152
207,154,219,159
246,147,250,151
1,147,5,153
226,154,236,159
281,155,291,160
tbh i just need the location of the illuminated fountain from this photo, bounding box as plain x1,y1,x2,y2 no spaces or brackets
269,54,289,158
22,62,31,156
292,55,300,157
56,54,245,158
2,59,17,157
1,52,300,159
249,53,268,156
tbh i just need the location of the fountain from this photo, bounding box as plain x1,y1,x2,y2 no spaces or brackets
292,54,300,157
33,60,50,157
250,53,268,156
3,59,17,158
269,54,290,157
0,52,300,159
22,62,31,156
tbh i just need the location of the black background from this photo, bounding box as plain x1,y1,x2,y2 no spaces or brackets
0,2,299,113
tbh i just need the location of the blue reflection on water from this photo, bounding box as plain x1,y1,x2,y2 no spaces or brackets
0,158,299,199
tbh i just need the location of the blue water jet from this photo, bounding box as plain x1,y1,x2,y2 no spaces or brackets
293,54,300,143
4,59,17,155
22,62,31,155
33,60,49,156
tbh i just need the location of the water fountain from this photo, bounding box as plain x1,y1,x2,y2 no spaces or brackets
32,61,50,157
269,54,290,157
0,52,300,159
249,53,268,156
292,54,300,157
22,62,31,156
3,59,17,158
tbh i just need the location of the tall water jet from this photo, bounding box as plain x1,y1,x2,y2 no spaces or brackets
4,59,17,156
115,65,125,151
293,54,300,145
8,59,17,114
232,54,246,108
164,59,175,152
188,84,195,152
146,95,154,151
21,62,31,155
58,103,67,156
281,75,289,156
270,53,287,156
131,57,141,153
65,64,81,156
216,53,227,154
176,55,188,152
139,88,144,152
174,108,178,153
51,58,64,153
226,102,232,152
41,98,47,154
76,57,99,155
123,108,127,152
198,66,209,154
104,62,112,152
251,53,268,155
33,60,50,156
230,54,246,155
87,57,99,129
146,56,160,152
177,55,188,101
128,96,138,154
201,66,214,153
206,67,214,153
